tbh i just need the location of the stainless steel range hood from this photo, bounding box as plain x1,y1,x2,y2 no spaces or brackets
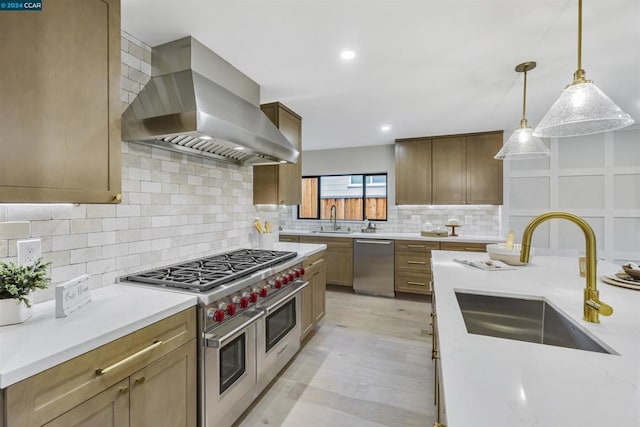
122,37,298,165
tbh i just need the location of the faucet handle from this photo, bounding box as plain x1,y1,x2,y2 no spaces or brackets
586,299,613,316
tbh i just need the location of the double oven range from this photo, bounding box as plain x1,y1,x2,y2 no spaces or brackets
122,248,308,427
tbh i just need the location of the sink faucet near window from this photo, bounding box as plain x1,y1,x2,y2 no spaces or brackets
329,204,340,231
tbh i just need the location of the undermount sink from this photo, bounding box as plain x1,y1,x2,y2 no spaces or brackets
310,230,353,234
455,291,615,354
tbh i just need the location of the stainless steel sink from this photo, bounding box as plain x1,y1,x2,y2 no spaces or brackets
310,230,353,234
455,291,615,354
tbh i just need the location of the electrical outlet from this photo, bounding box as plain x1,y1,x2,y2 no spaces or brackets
17,239,42,267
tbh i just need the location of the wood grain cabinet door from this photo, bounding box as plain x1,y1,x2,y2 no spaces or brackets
395,138,432,205
312,258,326,323
432,137,465,204
466,132,503,204
43,380,130,427
0,0,121,203
129,341,197,427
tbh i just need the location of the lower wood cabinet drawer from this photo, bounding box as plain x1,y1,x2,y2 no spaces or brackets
395,240,440,253
279,234,300,243
395,252,430,272
5,307,196,427
395,271,432,294
303,251,324,269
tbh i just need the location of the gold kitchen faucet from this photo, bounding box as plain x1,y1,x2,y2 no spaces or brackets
519,211,613,323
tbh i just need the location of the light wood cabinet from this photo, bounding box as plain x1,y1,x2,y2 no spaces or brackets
395,130,503,206
0,0,122,203
394,240,439,295
440,241,488,253
4,308,197,427
279,234,301,243
301,250,327,341
432,131,503,205
395,138,432,205
299,236,353,286
432,293,446,425
253,103,302,205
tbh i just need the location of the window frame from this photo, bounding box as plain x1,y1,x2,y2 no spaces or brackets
297,172,388,221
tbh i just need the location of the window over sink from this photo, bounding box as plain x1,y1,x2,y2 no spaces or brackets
298,173,387,221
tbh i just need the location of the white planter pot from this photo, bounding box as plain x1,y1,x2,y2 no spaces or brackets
0,297,33,326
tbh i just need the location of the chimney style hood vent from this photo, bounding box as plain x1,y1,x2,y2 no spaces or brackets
122,37,298,165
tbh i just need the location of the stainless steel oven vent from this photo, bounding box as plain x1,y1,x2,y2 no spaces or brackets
121,37,299,166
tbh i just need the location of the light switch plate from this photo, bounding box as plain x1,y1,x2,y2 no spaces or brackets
17,239,42,267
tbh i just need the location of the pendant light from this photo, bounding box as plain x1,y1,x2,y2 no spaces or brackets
495,61,550,160
533,0,634,138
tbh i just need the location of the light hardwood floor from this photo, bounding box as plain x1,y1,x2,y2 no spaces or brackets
235,287,436,427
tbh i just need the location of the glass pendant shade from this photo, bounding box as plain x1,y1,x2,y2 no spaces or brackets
495,127,550,160
533,81,634,138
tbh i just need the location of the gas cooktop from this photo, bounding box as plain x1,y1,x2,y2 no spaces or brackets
124,249,297,292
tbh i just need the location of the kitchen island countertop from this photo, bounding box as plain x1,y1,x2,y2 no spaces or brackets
0,285,197,388
431,250,640,427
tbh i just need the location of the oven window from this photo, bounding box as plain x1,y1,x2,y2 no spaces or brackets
220,333,246,394
266,298,296,352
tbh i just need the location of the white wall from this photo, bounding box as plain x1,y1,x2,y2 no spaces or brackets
504,128,640,263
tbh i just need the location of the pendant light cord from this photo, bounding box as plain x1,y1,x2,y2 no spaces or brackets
577,0,582,70
522,69,528,124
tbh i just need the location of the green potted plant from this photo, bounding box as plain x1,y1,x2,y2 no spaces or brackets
0,258,51,326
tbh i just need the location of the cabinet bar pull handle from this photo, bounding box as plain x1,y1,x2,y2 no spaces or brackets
311,259,324,266
407,281,426,286
96,341,163,376
119,385,129,394
407,244,426,248
407,261,426,265
135,377,146,385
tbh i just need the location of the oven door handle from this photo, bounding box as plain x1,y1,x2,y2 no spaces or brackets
261,280,309,315
205,310,264,348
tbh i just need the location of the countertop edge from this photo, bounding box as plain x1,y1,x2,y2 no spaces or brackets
280,229,503,243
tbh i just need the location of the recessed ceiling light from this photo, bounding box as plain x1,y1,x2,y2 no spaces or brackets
279,160,288,164
233,146,245,150
200,135,213,140
340,50,356,60
381,125,391,132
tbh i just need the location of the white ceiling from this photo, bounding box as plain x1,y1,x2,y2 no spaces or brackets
121,0,640,152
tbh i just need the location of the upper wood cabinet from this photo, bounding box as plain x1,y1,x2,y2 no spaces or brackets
395,138,432,205
253,102,302,205
395,130,503,205
0,0,122,203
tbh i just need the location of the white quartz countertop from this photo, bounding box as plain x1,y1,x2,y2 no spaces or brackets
270,241,327,257
280,229,503,243
0,285,197,388
431,251,640,427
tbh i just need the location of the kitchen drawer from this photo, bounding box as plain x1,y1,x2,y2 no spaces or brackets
440,242,488,252
395,271,432,294
395,252,430,272
395,240,440,253
5,307,196,427
279,234,300,243
300,236,353,248
303,250,325,269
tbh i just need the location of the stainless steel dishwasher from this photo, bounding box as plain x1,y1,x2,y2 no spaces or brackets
354,239,395,297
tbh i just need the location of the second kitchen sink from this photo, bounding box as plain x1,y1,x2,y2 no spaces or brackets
455,291,615,354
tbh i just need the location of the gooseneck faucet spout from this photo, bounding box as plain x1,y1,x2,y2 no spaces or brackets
329,204,340,231
519,211,613,323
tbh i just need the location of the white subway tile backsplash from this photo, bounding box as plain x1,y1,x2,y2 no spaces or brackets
121,51,141,70
0,221,31,239
51,204,87,220
70,247,103,264
51,234,87,251
152,238,172,251
87,205,117,218
87,231,116,247
70,219,103,234
31,220,70,237
102,243,130,259
141,181,162,193
51,263,87,283
103,217,130,231
7,206,50,221
116,205,141,217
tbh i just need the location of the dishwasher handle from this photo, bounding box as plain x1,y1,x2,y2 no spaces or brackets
355,240,392,245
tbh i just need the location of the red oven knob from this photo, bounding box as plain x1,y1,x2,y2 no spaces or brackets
294,269,301,278
281,275,289,285
249,292,259,303
259,287,268,298
239,297,249,308
213,309,225,323
274,279,283,289
226,304,237,316
299,267,305,276
287,273,294,282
